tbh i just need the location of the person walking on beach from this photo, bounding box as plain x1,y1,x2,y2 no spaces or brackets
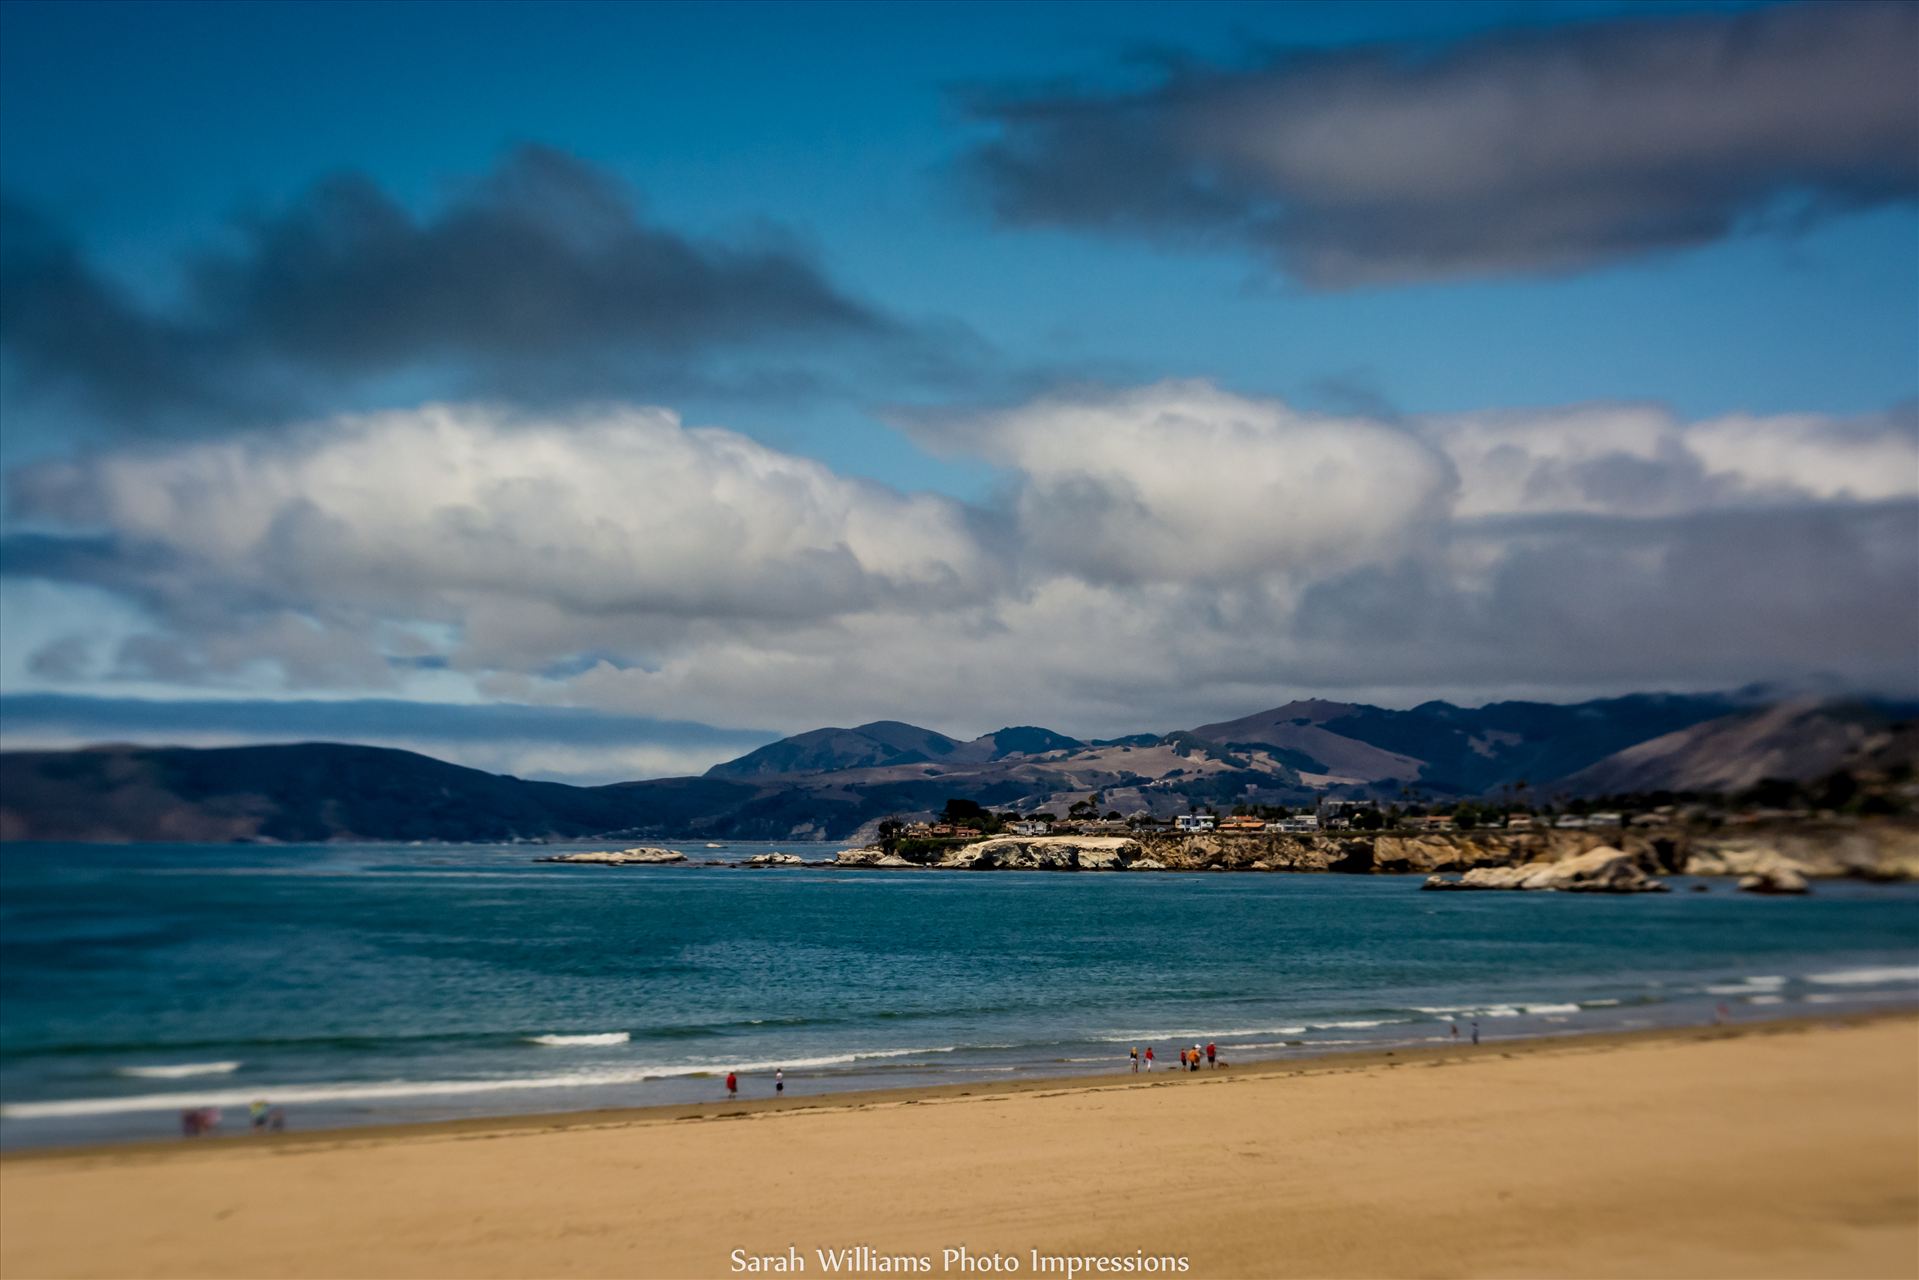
1130,1045,1139,1072
1192,1044,1203,1072
1451,1021,1459,1040
1471,1020,1480,1045
1144,1045,1154,1071
249,1099,268,1132
725,1070,738,1098
1206,1041,1217,1069
775,1068,784,1096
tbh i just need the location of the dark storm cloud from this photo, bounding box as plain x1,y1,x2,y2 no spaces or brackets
0,147,913,432
963,2,1919,286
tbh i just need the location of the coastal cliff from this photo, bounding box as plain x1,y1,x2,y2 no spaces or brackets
835,820,1919,880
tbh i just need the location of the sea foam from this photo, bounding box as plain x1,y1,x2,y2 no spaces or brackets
3,1046,963,1121
1805,965,1919,986
115,1062,242,1079
526,1033,630,1047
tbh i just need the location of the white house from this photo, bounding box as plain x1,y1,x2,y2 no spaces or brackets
1175,814,1216,832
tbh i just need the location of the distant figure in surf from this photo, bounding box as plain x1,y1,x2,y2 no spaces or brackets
1451,1022,1459,1040
726,1071,738,1098
1206,1042,1216,1069
775,1068,784,1096
1130,1045,1138,1072
268,1107,286,1132
250,1099,269,1132
1471,1020,1480,1045
1143,1045,1154,1071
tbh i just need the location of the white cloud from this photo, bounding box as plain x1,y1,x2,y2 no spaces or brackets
1424,401,1919,518
10,402,993,678
6,385,1914,746
911,380,1455,584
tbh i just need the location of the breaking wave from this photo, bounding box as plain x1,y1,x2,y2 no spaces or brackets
525,1033,630,1047
115,1062,242,1080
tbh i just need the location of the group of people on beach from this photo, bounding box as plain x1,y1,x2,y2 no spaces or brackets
724,1068,783,1098
178,1099,284,1138
1129,1041,1217,1072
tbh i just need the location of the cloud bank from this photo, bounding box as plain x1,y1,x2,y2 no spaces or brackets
964,2,1919,285
7,384,1914,738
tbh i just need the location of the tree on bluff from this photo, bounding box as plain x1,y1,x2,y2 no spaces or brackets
940,798,986,825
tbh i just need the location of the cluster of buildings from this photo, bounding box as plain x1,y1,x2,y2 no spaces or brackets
901,822,984,839
903,801,1666,843
1175,804,1362,834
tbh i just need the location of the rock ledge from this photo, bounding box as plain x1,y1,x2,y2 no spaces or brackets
1422,846,1667,893
536,847,687,865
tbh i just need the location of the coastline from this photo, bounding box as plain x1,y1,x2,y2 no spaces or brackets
3,1011,1913,1278
0,1008,1905,1163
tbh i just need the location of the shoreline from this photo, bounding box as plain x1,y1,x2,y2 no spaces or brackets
5,1007,1907,1166
3,1011,1912,1278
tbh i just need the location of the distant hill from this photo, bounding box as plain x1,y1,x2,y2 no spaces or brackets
1185,693,1738,794
961,726,1086,761
4,692,1911,843
1556,700,1918,796
0,743,684,844
703,720,961,779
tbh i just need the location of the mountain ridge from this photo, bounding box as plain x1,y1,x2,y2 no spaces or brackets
3,692,1911,843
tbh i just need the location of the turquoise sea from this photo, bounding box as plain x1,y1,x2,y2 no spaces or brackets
2,840,1916,1148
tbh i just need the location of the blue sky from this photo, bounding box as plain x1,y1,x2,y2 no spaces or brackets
2,0,1915,780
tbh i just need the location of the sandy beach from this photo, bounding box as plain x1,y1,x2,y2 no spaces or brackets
2,1014,1914,1280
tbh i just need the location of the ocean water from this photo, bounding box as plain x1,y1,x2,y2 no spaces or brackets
2,840,1916,1148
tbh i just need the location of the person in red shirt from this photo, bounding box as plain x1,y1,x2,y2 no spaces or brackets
725,1071,738,1097
1144,1045,1154,1071
1206,1041,1217,1068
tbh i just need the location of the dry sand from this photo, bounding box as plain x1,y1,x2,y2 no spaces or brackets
3,1015,1915,1279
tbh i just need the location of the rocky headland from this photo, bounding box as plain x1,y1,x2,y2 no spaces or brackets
831,820,1919,888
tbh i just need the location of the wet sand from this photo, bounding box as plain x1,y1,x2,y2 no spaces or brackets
2,1014,1914,1278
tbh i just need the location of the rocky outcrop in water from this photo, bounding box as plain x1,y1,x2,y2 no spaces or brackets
834,848,917,867
1735,856,1812,895
1421,846,1669,893
744,852,806,866
536,847,688,865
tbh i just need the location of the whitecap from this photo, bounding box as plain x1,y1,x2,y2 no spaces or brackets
1805,966,1919,986
115,1061,242,1080
526,1032,630,1047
